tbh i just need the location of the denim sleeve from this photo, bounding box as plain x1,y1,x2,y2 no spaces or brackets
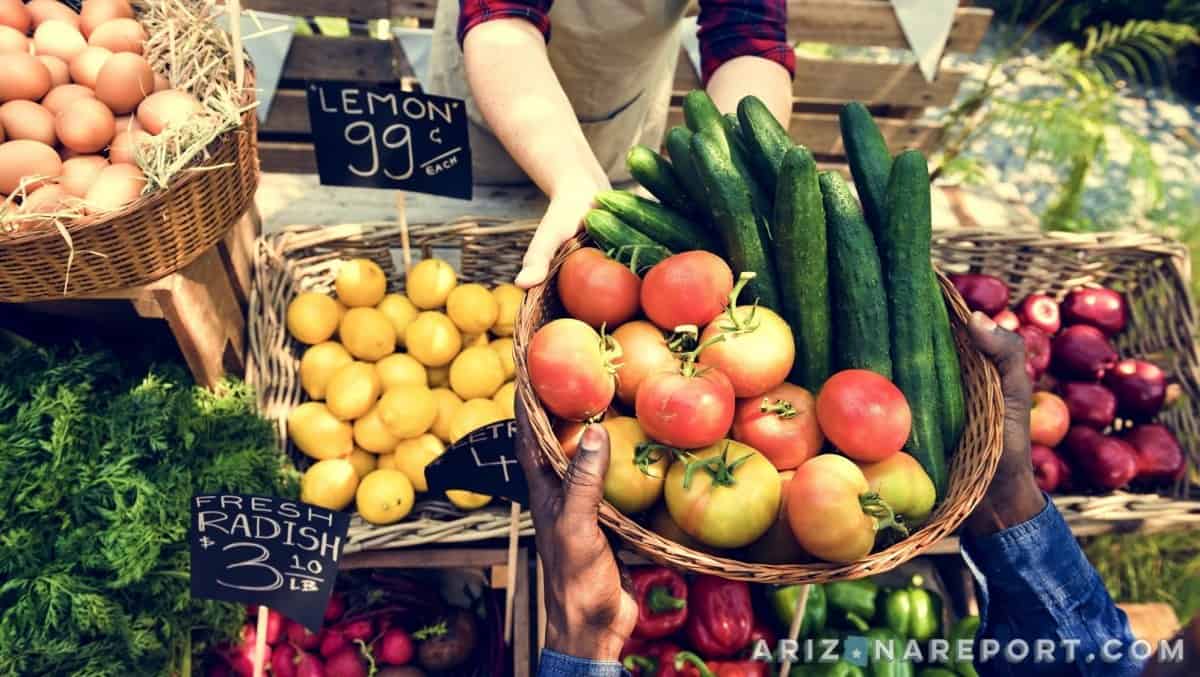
961,497,1143,677
537,649,628,677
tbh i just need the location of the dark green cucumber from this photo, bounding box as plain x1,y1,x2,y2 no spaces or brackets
773,146,831,392
583,209,672,271
683,90,727,154
626,145,698,218
692,130,781,311
930,271,966,456
738,95,792,194
879,150,946,498
820,171,891,379
723,117,774,239
594,190,718,253
840,102,893,237
665,126,711,213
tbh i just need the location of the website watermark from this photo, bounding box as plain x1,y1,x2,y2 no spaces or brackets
750,637,1185,667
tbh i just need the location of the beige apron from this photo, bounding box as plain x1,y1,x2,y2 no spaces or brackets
428,0,690,185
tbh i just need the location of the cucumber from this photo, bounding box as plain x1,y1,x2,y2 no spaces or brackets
723,117,774,239
773,146,831,392
840,102,892,237
879,150,946,498
626,145,698,218
692,130,781,311
820,171,891,379
930,271,966,456
738,95,791,194
683,90,727,154
583,209,672,271
594,190,719,253
665,126,711,214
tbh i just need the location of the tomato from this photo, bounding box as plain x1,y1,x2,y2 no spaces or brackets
858,452,936,525
558,247,641,328
696,306,793,398
636,364,735,449
816,370,911,462
786,454,906,563
731,383,823,470
664,440,780,548
601,417,668,514
555,405,619,459
612,321,680,406
528,318,618,421
641,251,733,331
745,470,808,564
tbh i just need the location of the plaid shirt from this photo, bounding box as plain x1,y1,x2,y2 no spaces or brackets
457,0,796,83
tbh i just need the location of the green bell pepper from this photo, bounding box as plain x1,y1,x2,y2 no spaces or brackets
916,670,958,677
772,584,828,638
864,628,913,677
946,615,980,677
878,576,942,641
825,580,878,630
790,660,866,677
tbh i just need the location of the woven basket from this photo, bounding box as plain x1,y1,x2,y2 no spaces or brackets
248,220,539,552
514,235,1006,584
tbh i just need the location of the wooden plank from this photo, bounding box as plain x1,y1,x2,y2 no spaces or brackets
242,0,433,20
340,547,509,570
262,90,313,134
260,140,319,173
281,35,397,83
787,2,991,53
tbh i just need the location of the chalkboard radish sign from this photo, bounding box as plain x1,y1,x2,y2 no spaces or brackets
425,418,529,505
306,81,473,199
190,495,350,631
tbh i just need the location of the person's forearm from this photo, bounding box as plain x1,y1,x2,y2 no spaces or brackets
463,19,608,197
707,55,793,128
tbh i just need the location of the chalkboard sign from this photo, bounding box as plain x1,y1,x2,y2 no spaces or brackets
190,495,350,631
425,418,529,505
306,81,473,199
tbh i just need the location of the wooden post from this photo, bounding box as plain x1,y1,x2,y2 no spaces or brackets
228,0,245,92
779,584,811,677
396,192,412,273
253,605,269,677
503,501,521,644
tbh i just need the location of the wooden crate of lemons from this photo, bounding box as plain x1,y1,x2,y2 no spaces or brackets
284,256,524,526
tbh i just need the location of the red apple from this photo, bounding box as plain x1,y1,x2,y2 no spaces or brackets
1030,391,1071,447
949,273,1010,315
1017,325,1051,381
1057,382,1117,429
1051,324,1117,380
1017,293,1061,335
993,309,1020,332
1103,359,1167,419
1123,424,1186,485
1061,287,1127,336
1062,426,1138,491
1031,443,1064,492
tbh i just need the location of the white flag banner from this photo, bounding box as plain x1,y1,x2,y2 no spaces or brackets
680,16,701,83
891,0,958,82
216,10,296,123
392,26,434,87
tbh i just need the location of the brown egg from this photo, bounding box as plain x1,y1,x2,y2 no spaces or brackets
88,18,144,54
20,183,69,213
113,113,141,134
84,162,143,213
60,154,108,197
68,45,110,88
80,0,133,38
153,72,170,92
41,83,95,114
38,55,71,87
107,128,149,164
0,53,52,102
56,97,114,153
0,100,56,146
0,0,31,34
26,0,81,29
34,20,88,62
94,52,152,114
0,139,62,193
137,89,202,135
0,120,5,143
0,24,28,54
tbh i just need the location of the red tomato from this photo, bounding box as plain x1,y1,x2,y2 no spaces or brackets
786,454,906,563
732,383,823,470
636,365,735,449
528,318,617,420
641,251,733,331
698,304,794,398
555,405,619,459
816,370,911,462
558,247,642,328
612,321,679,406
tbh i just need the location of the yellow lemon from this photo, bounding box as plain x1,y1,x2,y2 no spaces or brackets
462,332,490,349
490,338,516,380
347,446,378,479
447,489,492,511
355,469,415,525
449,398,506,443
377,384,437,438
325,361,382,421
449,346,504,400
429,387,463,443
288,402,354,460
339,307,396,361
299,341,353,400
377,293,419,346
335,258,388,308
406,311,462,367
376,353,427,389
377,451,398,471
353,404,401,453
300,458,359,511
427,365,450,387
491,284,524,337
286,292,341,345
446,283,499,335
493,382,516,419
392,434,445,492
406,258,457,309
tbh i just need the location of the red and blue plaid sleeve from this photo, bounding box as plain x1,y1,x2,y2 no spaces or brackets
458,0,554,45
697,0,796,83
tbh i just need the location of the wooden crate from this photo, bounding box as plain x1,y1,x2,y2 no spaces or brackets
245,0,992,173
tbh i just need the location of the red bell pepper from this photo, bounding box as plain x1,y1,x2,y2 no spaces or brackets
684,576,753,658
631,566,689,639
674,651,767,677
622,642,701,677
